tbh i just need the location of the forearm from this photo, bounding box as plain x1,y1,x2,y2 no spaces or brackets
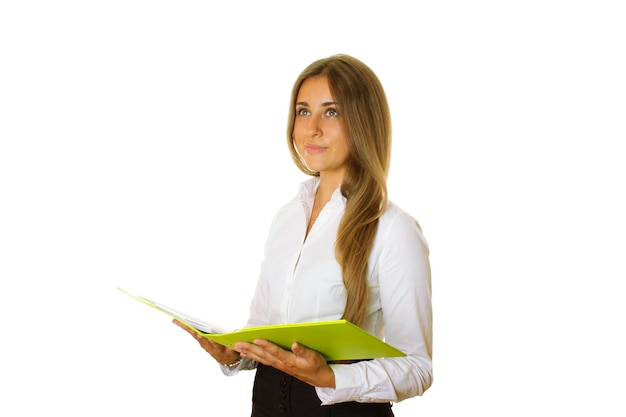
316,355,432,405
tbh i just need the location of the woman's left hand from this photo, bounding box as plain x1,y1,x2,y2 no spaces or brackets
234,339,335,388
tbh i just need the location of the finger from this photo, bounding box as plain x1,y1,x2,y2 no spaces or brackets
290,343,324,368
234,341,264,357
253,339,290,360
291,342,309,356
172,320,213,349
173,319,203,339
172,319,194,333
236,340,288,365
195,334,221,353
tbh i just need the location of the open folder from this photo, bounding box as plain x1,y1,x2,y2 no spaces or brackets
118,287,406,361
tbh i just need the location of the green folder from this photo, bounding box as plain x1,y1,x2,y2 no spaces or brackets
118,287,406,361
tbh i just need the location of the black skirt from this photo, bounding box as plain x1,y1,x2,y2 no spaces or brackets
251,363,394,417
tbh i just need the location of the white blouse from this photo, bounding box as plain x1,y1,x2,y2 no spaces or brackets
229,177,432,405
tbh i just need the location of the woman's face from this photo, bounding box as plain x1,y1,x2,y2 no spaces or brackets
293,75,350,183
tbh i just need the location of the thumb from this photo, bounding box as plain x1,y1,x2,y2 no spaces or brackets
291,342,308,357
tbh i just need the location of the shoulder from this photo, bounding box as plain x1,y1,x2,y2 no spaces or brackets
377,201,429,253
379,201,423,231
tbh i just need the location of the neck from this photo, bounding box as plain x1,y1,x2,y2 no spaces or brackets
316,181,340,205
317,171,342,200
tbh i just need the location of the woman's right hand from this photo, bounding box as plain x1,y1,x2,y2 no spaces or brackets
172,319,241,366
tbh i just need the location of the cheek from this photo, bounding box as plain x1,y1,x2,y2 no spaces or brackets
330,128,350,155
293,120,305,139
293,136,305,155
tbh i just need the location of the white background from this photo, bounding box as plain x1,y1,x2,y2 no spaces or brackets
1,1,625,415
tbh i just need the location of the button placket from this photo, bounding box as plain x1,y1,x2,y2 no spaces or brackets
278,376,288,414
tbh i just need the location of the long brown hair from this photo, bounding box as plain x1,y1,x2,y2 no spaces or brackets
287,54,392,326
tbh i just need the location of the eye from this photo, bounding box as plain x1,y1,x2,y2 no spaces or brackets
326,108,339,117
296,107,310,116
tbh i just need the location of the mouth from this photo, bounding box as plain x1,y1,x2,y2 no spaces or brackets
304,144,327,154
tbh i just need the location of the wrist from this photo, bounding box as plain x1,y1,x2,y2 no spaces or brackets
222,354,242,368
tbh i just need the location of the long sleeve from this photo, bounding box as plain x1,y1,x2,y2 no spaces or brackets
316,206,433,404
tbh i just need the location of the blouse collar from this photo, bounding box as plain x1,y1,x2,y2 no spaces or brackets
297,177,346,207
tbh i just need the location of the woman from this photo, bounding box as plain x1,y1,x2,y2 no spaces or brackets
175,54,432,416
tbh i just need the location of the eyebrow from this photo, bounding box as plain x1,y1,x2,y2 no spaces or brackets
295,101,339,107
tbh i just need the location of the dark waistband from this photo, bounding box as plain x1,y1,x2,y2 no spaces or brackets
327,358,373,365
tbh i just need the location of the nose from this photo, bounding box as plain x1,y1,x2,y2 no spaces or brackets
305,115,322,137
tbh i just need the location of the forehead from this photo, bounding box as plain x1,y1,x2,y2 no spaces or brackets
296,75,335,102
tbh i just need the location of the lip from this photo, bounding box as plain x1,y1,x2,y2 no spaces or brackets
304,144,327,154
